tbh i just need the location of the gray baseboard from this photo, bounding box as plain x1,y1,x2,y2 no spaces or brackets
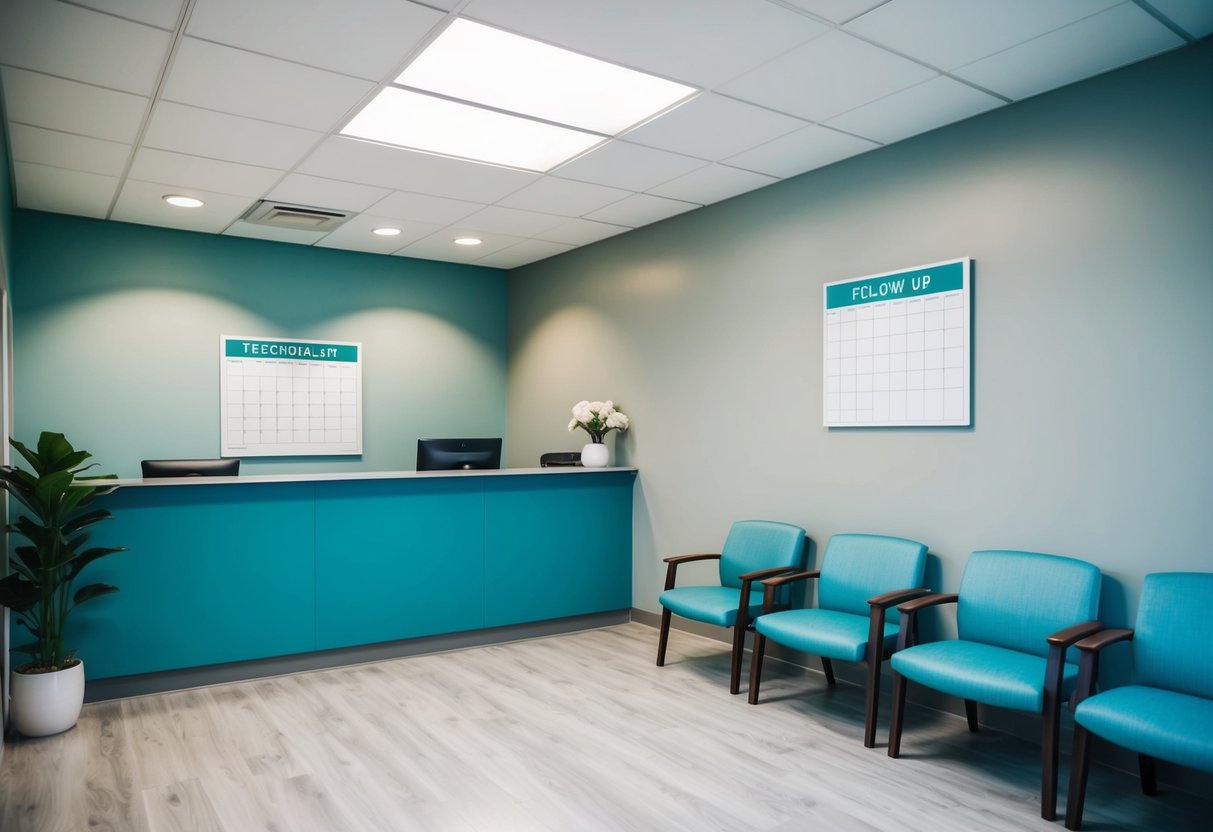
85,610,630,702
631,608,1213,798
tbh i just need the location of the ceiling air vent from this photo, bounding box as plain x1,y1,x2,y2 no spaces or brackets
242,200,353,232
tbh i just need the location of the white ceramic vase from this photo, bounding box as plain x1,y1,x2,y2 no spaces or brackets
11,659,86,737
581,442,609,468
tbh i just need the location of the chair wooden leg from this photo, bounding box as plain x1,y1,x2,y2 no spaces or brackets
1042,695,1060,821
821,657,836,686
863,651,882,749
656,608,672,666
748,632,768,705
1139,754,1157,796
1064,725,1094,830
964,699,980,733
887,671,908,758
729,618,747,695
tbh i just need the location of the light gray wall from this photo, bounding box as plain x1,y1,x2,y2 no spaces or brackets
507,40,1213,643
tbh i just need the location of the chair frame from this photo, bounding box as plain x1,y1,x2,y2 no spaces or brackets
1064,627,1139,831
886,591,1101,821
747,569,930,747
655,552,798,695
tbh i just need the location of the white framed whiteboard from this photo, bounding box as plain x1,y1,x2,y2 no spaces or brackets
220,335,363,457
823,258,971,427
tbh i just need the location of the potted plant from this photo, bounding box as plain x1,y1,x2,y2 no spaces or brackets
0,432,125,737
568,400,629,467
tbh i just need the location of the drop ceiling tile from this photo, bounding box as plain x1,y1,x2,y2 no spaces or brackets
298,137,539,203
396,230,524,263
954,4,1185,102
13,162,119,218
223,221,328,246
825,76,1004,145
71,0,185,29
780,1,887,25
496,177,631,217
185,0,446,80
844,0,1121,71
163,38,375,132
535,218,631,247
112,179,252,232
1,68,147,143
462,0,830,88
553,141,706,192
583,193,698,227
457,206,567,237
719,30,936,122
647,164,778,205
129,148,284,197
1148,0,1213,38
0,0,171,95
623,93,810,161
725,124,879,178
269,174,392,213
473,240,575,269
365,191,483,225
143,102,323,169
9,124,130,177
315,214,443,254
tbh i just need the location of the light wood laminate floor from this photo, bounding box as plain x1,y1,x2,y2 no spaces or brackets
2,623,1209,831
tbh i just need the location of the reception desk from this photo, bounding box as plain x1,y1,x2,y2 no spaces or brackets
68,467,635,693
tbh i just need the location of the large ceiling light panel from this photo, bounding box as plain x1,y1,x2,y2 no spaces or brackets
341,18,698,172
398,19,697,135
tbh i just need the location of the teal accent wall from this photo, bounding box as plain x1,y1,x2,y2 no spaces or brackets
507,40,1213,651
10,212,508,476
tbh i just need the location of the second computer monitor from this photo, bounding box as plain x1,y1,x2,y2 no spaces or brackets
416,438,502,471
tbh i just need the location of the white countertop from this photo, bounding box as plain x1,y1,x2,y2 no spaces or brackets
104,466,637,488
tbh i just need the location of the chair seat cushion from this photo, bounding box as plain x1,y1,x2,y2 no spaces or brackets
890,640,1079,712
1075,685,1213,773
755,608,897,663
659,586,757,627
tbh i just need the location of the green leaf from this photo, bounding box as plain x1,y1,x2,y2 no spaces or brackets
73,583,119,606
12,544,42,573
0,573,40,611
9,438,44,475
34,469,73,505
63,508,112,536
66,546,126,580
11,641,41,659
37,431,80,472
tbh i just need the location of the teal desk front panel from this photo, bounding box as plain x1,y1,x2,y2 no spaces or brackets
65,483,316,679
483,472,633,627
314,478,486,650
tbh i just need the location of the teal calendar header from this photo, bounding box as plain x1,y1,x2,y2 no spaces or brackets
224,338,358,362
825,259,966,309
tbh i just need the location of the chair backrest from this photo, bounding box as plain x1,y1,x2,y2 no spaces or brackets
817,534,928,617
957,550,1101,658
718,520,806,589
1133,572,1213,699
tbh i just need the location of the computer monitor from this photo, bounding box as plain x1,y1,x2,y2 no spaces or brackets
141,458,240,478
416,438,502,471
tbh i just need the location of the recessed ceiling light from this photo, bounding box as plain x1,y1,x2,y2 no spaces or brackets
163,195,204,208
342,88,603,172
454,237,483,246
397,19,697,135
371,227,402,236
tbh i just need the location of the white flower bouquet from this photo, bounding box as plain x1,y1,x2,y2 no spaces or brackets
568,400,630,444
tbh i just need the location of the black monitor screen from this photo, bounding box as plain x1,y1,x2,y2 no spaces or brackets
416,438,502,471
141,458,240,478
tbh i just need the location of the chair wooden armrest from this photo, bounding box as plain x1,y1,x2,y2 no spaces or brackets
868,586,931,609
662,553,721,590
758,570,820,613
1068,628,1135,712
1047,620,1103,647
738,565,805,582
894,592,958,650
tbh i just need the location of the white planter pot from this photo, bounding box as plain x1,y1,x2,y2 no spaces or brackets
11,659,85,737
581,442,610,468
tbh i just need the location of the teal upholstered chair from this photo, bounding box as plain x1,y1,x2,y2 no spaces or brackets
657,520,806,694
1064,572,1213,830
887,550,1102,821
747,533,929,747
